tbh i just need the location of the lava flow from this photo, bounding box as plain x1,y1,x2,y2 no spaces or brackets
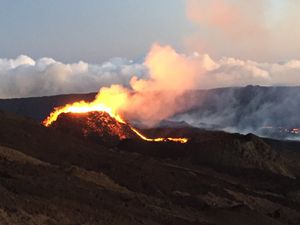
43,100,188,144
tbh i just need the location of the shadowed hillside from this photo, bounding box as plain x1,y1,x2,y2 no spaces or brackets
0,93,96,121
0,110,300,224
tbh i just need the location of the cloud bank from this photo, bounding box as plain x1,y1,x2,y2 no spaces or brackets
1,44,300,99
0,55,146,99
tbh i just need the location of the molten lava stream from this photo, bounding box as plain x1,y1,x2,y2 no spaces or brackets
130,127,188,144
43,102,188,144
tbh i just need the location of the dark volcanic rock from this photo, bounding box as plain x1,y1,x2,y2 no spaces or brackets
0,111,300,225
119,129,294,178
50,111,139,145
190,133,294,178
50,110,294,178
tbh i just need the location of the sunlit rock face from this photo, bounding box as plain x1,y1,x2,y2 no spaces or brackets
50,111,138,145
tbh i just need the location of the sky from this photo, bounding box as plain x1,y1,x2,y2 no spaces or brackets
1,0,299,63
0,0,300,98
0,0,190,63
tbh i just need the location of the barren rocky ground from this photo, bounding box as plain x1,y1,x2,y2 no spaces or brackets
0,110,300,224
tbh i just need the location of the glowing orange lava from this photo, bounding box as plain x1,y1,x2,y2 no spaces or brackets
43,100,188,144
130,127,188,144
43,101,125,127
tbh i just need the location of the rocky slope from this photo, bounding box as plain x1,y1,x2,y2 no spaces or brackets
49,111,293,177
0,110,300,225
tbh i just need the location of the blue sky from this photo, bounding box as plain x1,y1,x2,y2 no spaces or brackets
0,0,191,63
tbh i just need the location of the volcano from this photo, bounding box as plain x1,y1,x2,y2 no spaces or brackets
49,111,293,177
50,111,139,145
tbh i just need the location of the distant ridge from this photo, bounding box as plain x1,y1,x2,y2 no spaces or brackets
0,92,97,121
0,86,300,140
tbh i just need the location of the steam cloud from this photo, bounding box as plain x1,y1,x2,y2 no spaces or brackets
121,44,205,125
